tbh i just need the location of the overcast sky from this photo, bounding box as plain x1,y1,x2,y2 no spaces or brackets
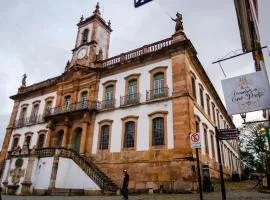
0,0,269,148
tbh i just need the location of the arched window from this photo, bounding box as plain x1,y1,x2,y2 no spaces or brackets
11,137,19,150
99,125,110,150
152,117,164,146
124,121,135,148
64,95,71,110
81,29,89,44
19,107,27,125
25,135,32,147
37,134,45,148
105,85,114,108
153,73,164,96
80,91,88,108
127,80,137,102
30,104,39,123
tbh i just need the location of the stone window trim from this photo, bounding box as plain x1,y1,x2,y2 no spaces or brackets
209,130,216,159
78,89,90,101
21,104,29,109
11,134,21,150
121,115,139,151
203,125,209,155
202,122,208,129
102,80,117,101
32,100,41,105
205,94,211,116
37,129,47,135
24,132,33,147
124,74,141,96
198,83,204,90
148,111,168,149
44,97,55,113
190,70,197,80
190,75,197,100
211,102,216,124
45,96,55,102
97,119,113,152
149,66,168,91
63,94,72,106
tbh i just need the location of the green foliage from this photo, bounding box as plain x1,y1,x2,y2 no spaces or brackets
239,123,268,173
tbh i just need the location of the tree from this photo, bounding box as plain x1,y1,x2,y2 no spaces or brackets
239,123,268,173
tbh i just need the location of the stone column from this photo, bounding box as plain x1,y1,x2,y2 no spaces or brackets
45,120,54,148
80,121,88,155
62,117,70,148
48,150,60,192
21,156,35,194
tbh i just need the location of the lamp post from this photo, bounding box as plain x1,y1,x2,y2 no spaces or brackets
240,113,246,123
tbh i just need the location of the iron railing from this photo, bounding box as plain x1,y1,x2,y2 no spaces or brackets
33,147,118,192
14,115,45,128
120,93,140,106
97,99,115,110
44,100,98,117
102,37,173,69
146,87,169,101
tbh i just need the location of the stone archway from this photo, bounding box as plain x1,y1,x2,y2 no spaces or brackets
72,127,82,153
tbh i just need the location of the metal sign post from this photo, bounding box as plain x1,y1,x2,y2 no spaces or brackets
190,133,203,200
215,127,226,200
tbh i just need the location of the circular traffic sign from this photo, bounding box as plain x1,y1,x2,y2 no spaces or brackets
191,133,200,143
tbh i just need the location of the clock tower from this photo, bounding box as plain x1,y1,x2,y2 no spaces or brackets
69,3,112,69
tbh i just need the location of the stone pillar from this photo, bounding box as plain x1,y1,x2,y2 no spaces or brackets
45,120,54,148
21,156,35,194
48,150,60,191
62,117,70,148
80,122,88,155
80,113,89,155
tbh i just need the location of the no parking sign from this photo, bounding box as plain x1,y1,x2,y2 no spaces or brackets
190,132,201,149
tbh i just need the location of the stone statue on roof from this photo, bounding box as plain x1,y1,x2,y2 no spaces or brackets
171,12,184,32
22,74,27,87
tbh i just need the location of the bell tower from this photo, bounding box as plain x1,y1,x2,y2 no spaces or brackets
69,3,112,69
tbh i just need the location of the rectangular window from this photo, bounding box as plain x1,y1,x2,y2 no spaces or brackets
12,137,19,150
37,134,45,148
206,95,210,116
204,127,209,154
191,77,196,99
99,125,110,150
212,103,216,124
152,117,164,146
124,122,135,148
211,134,215,159
200,88,204,109
216,110,220,128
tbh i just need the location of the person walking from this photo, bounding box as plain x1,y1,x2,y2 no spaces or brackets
122,170,129,200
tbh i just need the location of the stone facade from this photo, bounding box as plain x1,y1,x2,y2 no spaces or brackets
0,3,241,196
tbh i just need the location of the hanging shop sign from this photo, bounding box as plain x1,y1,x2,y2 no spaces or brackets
221,71,270,115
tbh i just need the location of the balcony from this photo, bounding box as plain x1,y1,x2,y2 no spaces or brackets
14,115,45,128
146,87,169,101
120,93,140,107
97,99,115,110
44,101,98,118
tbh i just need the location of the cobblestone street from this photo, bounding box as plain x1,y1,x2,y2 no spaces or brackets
3,181,270,200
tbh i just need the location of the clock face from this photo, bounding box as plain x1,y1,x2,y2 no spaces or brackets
77,48,87,59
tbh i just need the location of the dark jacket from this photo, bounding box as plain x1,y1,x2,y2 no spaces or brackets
122,173,129,189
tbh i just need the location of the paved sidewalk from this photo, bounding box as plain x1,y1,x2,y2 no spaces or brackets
2,191,270,200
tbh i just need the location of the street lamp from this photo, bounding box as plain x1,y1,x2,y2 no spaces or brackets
240,113,246,123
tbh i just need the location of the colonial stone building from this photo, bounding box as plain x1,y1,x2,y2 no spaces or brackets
0,3,241,195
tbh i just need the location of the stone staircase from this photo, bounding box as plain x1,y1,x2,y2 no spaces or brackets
35,148,118,193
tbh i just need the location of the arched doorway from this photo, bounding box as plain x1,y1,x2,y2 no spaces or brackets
73,127,82,153
55,130,64,147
